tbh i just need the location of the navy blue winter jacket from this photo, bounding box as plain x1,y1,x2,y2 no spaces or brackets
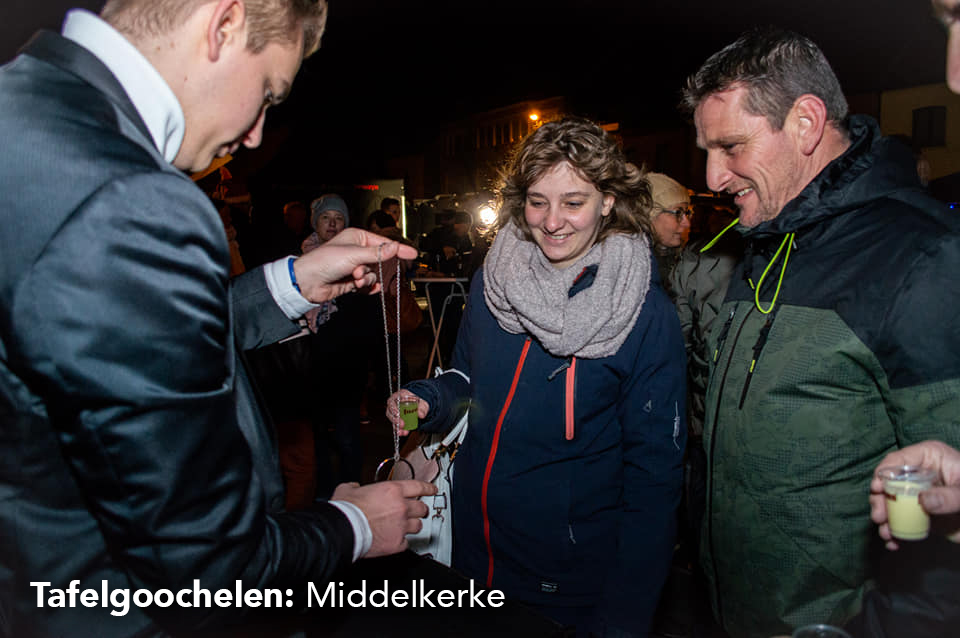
407,260,686,634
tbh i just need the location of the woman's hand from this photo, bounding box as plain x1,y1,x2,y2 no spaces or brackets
385,390,431,436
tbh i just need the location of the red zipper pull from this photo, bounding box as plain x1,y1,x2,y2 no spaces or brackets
565,357,577,440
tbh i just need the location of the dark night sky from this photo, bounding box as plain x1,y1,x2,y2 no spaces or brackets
2,1,949,183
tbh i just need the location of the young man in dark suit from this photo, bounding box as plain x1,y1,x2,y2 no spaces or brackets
0,1,434,635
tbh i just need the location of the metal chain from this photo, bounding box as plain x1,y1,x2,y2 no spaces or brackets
376,244,402,463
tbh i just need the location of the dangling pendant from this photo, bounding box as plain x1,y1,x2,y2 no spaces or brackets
374,456,415,482
375,242,405,481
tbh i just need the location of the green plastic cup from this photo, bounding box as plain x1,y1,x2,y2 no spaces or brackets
399,398,419,431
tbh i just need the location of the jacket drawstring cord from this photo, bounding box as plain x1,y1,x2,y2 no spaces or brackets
747,233,795,315
699,217,740,253
698,216,795,314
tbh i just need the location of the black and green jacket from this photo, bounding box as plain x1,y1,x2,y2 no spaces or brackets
701,115,960,637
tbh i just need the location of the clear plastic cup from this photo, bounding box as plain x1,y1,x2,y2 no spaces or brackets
792,624,852,638
877,465,937,541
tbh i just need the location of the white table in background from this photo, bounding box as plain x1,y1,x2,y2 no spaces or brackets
410,276,469,377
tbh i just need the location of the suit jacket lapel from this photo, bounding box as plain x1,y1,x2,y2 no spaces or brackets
20,30,154,145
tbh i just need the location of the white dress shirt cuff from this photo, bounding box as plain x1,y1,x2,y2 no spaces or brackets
264,257,318,320
329,500,373,562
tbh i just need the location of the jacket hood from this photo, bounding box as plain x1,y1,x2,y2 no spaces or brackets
742,115,923,243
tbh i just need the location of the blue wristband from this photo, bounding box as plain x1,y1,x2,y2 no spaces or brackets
287,257,301,294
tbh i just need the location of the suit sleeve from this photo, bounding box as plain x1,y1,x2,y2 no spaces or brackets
14,172,352,629
230,266,301,350
600,287,686,635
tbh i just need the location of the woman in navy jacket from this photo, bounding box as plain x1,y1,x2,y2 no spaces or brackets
390,117,686,637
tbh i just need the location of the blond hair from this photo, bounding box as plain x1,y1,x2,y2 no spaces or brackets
101,0,327,56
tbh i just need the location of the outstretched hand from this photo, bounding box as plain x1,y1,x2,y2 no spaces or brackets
333,480,437,558
293,228,419,303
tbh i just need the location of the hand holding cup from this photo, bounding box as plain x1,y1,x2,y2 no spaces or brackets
385,391,430,436
870,440,960,549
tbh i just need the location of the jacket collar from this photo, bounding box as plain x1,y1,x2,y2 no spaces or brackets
61,10,184,164
19,30,154,148
741,115,922,243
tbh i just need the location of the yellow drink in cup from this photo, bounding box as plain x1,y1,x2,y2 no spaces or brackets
878,466,937,541
399,398,419,431
885,485,928,540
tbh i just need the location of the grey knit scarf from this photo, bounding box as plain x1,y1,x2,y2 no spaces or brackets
483,221,651,359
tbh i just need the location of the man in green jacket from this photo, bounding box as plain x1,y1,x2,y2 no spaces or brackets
682,27,960,637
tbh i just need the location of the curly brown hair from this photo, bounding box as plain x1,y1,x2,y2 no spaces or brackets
494,117,653,244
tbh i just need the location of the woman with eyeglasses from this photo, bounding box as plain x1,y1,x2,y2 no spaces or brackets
387,117,686,637
646,173,693,297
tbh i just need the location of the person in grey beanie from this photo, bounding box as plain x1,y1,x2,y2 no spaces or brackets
303,193,350,253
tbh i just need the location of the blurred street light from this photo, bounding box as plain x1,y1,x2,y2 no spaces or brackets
477,204,497,226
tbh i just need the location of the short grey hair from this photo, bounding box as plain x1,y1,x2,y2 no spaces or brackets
681,27,848,131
